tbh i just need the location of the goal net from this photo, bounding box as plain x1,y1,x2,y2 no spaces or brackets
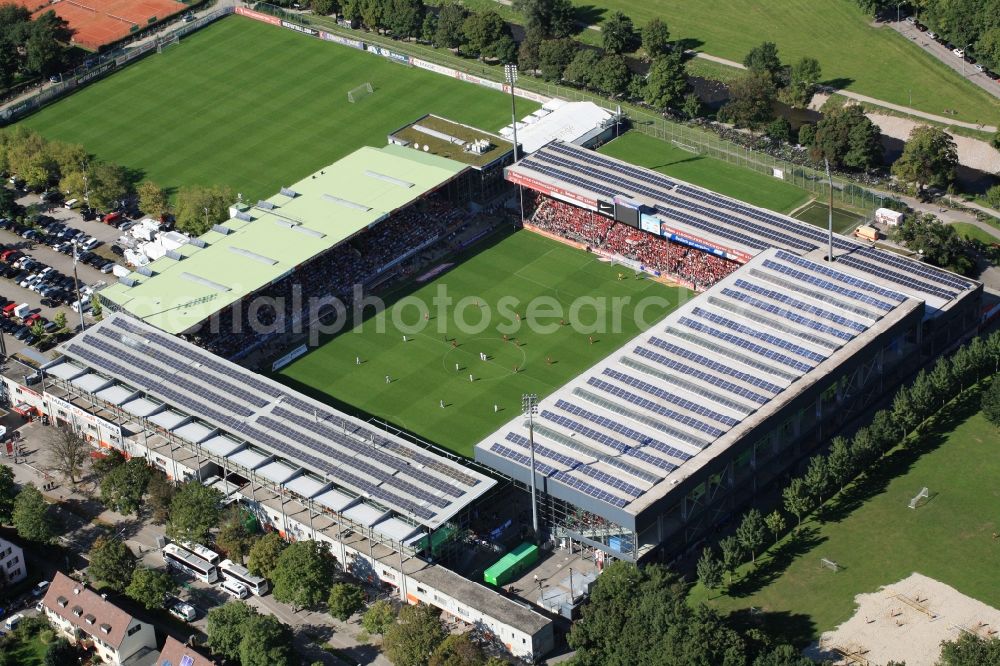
347,82,374,103
908,487,929,509
157,33,179,54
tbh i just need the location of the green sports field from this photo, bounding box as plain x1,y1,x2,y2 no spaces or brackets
277,230,689,457
20,16,535,202
791,200,865,234
577,0,1000,127
598,131,811,214
688,386,1000,646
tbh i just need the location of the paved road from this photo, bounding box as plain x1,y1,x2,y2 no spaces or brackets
888,18,1000,102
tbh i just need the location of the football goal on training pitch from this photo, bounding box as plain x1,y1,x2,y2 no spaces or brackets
908,487,929,509
348,82,374,103
157,33,180,54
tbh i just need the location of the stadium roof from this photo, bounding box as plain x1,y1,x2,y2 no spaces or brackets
475,247,924,527
389,114,514,168
507,141,979,315
50,313,494,529
100,144,468,334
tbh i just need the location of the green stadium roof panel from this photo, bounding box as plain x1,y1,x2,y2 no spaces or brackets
102,145,468,334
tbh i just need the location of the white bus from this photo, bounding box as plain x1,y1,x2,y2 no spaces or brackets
162,544,219,584
180,541,221,566
218,559,270,596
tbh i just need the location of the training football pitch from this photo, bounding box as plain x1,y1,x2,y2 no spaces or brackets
277,230,689,457
688,386,1000,647
20,16,534,202
598,131,811,214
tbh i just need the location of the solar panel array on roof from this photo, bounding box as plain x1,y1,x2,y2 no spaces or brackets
476,247,916,513
512,142,976,304
60,314,493,527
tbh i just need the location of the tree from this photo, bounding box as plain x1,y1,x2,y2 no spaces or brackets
696,546,723,592
803,455,830,505
782,477,812,529
892,385,919,437
216,506,256,562
810,105,882,170
12,484,54,543
643,51,688,110
87,537,136,591
798,122,816,147
247,531,287,578
843,112,884,171
52,310,67,334
641,17,670,58
601,11,638,54
681,92,703,120
206,601,258,661
166,481,222,543
826,436,854,493
358,0,385,31
929,356,956,407
782,56,822,108
592,54,630,96
240,614,295,666
173,185,235,236
42,637,79,666
46,427,88,484
547,0,575,38
88,162,129,213
563,49,601,87
420,10,437,42
764,510,786,545
136,181,167,218
125,567,176,610
719,71,776,130
328,582,365,621
0,465,17,524
892,125,958,193
753,643,816,666
385,0,424,39
384,603,447,666
463,11,515,62
736,508,766,564
742,41,783,82
0,187,23,220
765,117,792,143
92,449,125,477
146,471,174,525
518,30,541,73
100,457,151,516
537,38,576,81
30,319,46,339
982,378,1000,428
311,0,336,14
429,632,485,666
938,633,1000,665
718,535,743,585
24,17,67,78
271,540,337,610
362,599,396,634
434,2,467,50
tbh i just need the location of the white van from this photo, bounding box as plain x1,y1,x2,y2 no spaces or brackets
4,613,24,631
63,198,78,209
12,303,30,319
221,579,249,600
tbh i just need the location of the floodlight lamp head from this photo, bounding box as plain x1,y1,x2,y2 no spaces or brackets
521,393,537,415
505,63,518,83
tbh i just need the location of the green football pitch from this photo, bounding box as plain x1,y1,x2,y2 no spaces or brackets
277,230,690,457
687,386,1000,647
791,200,865,235
20,16,535,203
598,131,811,214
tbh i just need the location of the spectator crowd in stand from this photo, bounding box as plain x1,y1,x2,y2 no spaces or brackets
528,195,739,289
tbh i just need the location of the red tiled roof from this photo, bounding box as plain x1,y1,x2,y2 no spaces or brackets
40,572,134,648
157,636,217,666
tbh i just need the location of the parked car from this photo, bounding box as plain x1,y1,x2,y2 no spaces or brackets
169,601,197,621
952,48,965,57
31,581,49,598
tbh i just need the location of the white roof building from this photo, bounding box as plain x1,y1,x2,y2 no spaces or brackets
500,100,618,154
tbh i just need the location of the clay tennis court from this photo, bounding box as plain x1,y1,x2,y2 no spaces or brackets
32,0,188,50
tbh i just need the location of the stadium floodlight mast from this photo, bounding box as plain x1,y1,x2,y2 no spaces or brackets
505,63,526,225
824,157,834,262
522,392,540,540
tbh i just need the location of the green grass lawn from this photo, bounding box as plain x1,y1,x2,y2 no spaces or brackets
574,0,1000,126
598,131,811,214
277,230,688,456
20,16,534,202
950,221,998,245
688,386,1000,647
791,200,865,234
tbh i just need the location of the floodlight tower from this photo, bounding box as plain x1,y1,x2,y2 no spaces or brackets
824,158,834,262
522,392,539,539
505,63,526,224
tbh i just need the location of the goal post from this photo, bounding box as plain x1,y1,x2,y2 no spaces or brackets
347,82,374,103
157,33,179,54
908,487,929,509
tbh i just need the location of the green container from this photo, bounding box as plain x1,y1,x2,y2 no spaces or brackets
483,542,539,587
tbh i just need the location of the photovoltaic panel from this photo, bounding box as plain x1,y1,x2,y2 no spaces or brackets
551,471,629,508
601,368,739,425
689,308,828,363
587,377,726,437
704,296,842,349
762,259,896,312
645,337,782,394
489,442,558,477
717,290,852,344
774,251,907,303
553,400,690,462
746,268,881,320
536,412,667,480
548,142,678,192
675,319,814,373
729,280,866,332
855,246,972,291
632,345,769,405
835,254,956,301
619,355,758,413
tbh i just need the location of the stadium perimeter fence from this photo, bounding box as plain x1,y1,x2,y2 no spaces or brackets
0,7,234,126
247,2,901,218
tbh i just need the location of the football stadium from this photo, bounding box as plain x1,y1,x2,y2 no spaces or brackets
4,14,985,662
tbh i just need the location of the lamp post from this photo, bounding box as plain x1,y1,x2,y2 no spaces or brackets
962,43,972,77
824,158,834,262
522,393,539,540
71,239,86,332
505,63,526,225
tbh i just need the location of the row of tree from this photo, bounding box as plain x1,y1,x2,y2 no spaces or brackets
698,329,1000,592
889,212,978,275
0,5,73,89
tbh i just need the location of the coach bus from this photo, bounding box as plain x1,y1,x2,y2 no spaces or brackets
180,541,221,566
218,559,269,596
162,544,219,584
